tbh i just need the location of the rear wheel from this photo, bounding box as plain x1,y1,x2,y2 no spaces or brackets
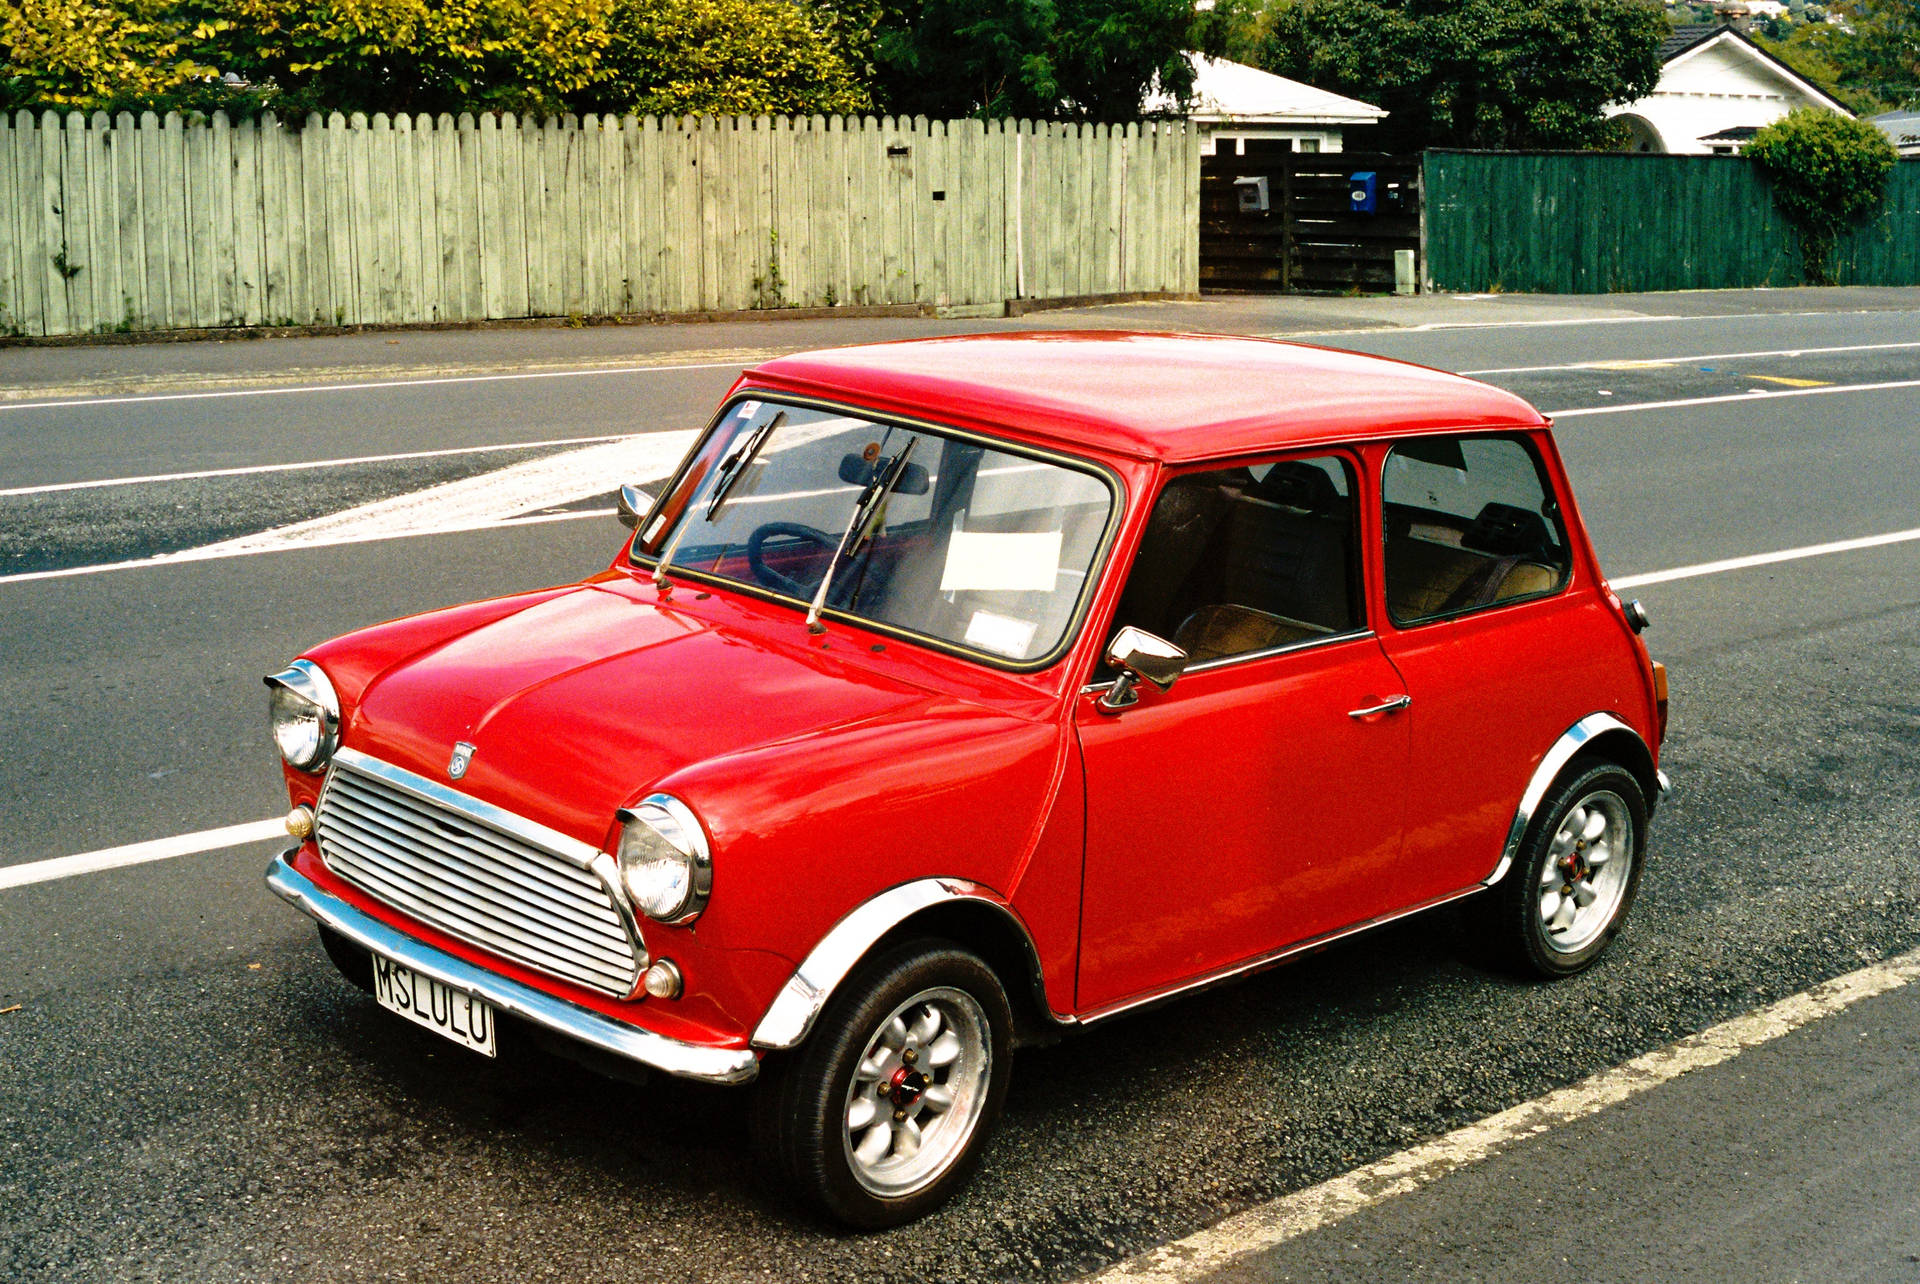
753,938,1012,1228
1483,762,1647,978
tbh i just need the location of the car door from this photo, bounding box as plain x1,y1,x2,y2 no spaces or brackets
1073,452,1411,1014
1369,431,1603,902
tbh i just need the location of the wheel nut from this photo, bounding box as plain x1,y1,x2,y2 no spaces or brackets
893,1109,907,1121
902,1048,917,1063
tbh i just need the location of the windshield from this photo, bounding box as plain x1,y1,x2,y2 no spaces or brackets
632,399,1115,665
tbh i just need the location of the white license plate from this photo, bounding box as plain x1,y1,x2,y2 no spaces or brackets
370,953,498,1058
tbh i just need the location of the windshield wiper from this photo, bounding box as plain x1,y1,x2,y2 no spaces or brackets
653,411,783,591
805,436,918,634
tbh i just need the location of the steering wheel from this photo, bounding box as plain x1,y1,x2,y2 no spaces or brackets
745,522,838,598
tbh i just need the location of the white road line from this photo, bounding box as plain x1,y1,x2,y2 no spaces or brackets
0,819,288,890
184,431,698,559
1402,307,1911,333
1548,376,1920,418
0,358,746,413
1612,527,1920,590
0,433,634,497
1461,338,1920,375
1091,944,1920,1283
0,506,616,585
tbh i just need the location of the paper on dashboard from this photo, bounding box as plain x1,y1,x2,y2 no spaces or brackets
939,529,1063,593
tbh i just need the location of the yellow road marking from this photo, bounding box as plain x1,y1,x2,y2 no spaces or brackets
1747,374,1832,388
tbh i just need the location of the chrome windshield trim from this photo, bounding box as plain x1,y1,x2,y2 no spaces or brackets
330,747,603,870
628,389,1128,676
268,852,756,1085
1483,712,1643,887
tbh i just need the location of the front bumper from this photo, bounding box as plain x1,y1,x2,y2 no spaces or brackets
267,851,759,1086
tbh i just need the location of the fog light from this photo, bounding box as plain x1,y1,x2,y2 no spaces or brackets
643,959,683,1000
285,805,315,840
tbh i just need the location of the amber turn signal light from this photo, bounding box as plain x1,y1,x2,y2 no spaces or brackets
1651,662,1669,744
285,805,315,840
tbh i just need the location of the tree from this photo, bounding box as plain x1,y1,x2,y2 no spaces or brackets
587,0,871,117
1744,106,1898,283
819,0,1232,120
1257,0,1668,151
1,0,212,112
1830,1,1919,108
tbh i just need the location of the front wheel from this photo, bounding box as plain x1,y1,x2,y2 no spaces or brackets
1482,762,1647,978
753,939,1012,1228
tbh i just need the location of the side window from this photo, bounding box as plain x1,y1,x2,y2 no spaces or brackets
1380,434,1571,625
1110,455,1361,665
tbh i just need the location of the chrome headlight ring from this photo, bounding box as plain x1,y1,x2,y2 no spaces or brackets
616,794,712,925
265,659,341,772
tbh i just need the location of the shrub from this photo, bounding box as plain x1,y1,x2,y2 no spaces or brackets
1745,107,1900,284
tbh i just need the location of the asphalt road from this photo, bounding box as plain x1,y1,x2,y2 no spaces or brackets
2,289,1918,1283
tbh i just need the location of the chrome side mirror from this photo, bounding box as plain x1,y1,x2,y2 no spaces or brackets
1098,626,1188,713
617,483,649,531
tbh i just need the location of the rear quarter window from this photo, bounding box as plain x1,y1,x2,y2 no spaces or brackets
1381,434,1571,625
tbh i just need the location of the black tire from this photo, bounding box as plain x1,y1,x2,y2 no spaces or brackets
752,938,1013,1228
1479,762,1648,978
317,924,375,993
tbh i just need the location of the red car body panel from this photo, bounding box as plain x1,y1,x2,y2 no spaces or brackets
276,333,1662,1060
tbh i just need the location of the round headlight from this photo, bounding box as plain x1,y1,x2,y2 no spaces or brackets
265,659,340,772
617,795,712,924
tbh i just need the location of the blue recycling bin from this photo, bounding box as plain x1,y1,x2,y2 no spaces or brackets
1349,171,1378,214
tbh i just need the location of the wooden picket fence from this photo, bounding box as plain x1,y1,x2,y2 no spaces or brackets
0,109,1201,337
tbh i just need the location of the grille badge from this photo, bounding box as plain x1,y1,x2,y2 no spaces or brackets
448,741,476,780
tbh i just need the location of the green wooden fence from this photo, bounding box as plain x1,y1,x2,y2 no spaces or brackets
1424,150,1920,294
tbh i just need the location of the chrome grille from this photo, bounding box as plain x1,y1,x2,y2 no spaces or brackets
315,749,642,997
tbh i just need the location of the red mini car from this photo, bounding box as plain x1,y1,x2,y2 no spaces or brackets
266,333,1668,1226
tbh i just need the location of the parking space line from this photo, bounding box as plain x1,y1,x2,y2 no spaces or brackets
1548,377,1920,418
1611,527,1920,590
0,819,287,890
1090,945,1920,1283
1461,338,1920,375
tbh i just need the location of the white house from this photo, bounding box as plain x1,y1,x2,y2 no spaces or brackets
1608,23,1852,154
1145,54,1387,156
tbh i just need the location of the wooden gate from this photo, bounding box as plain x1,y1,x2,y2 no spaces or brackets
1200,145,1422,293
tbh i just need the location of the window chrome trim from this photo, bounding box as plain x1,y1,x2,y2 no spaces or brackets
627,390,1128,675
267,852,756,1085
321,747,652,998
751,878,1044,1050
1482,712,1644,888
1081,628,1376,694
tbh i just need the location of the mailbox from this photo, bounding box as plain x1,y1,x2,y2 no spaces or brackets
1233,175,1270,213
1349,171,1377,213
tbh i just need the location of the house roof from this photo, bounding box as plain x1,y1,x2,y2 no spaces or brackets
744,333,1544,465
1655,23,1851,114
1872,108,1920,153
1658,23,1725,64
1700,124,1762,141
1144,55,1387,127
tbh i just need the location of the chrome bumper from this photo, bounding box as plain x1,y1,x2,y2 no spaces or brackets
267,852,759,1086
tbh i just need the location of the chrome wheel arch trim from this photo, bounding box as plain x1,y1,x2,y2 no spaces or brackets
1484,712,1651,888
751,878,1047,1051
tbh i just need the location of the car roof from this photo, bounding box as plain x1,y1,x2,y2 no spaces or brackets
744,332,1548,464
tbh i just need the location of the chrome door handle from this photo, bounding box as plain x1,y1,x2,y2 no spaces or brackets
1348,694,1412,719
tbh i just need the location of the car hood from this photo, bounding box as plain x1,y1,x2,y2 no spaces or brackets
343,583,941,845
